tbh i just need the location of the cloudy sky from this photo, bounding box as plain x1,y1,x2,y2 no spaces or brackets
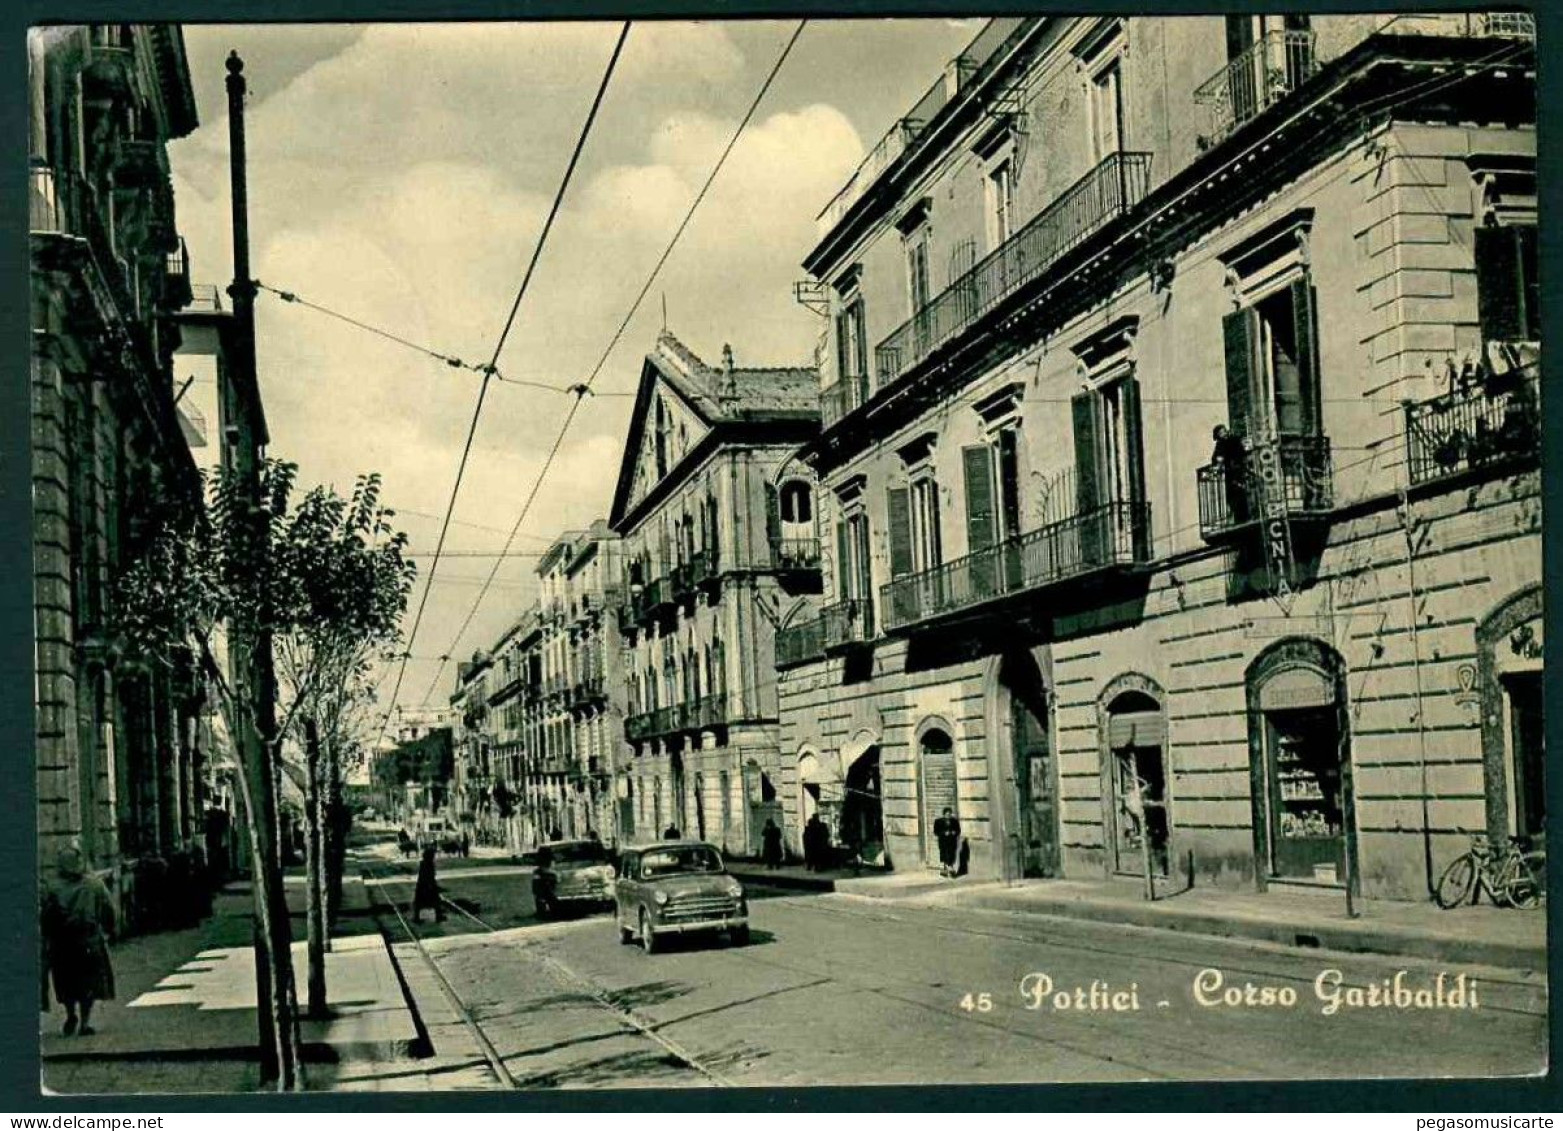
167,18,978,724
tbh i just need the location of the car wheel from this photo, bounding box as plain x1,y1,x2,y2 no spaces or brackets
730,924,751,947
639,908,657,955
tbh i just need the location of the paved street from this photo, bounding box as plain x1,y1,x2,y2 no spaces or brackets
365,863,1548,1089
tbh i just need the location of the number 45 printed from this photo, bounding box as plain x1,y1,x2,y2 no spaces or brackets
959,992,994,1013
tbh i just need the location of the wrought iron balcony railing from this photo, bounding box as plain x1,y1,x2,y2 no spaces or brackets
1193,30,1316,147
1195,433,1334,542
873,151,1153,388
822,599,875,651
1404,364,1540,487
776,615,828,669
165,238,192,309
625,702,675,740
821,373,871,429
682,692,729,732
673,548,719,597
773,537,821,572
880,502,1152,633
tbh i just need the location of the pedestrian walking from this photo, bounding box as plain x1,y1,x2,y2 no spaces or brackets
933,807,961,877
663,823,681,840
40,845,116,1037
761,818,784,869
548,826,563,842
411,845,445,923
459,830,471,858
803,813,828,872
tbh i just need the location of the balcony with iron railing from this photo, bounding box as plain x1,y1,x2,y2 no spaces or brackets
1195,433,1334,543
873,151,1153,391
814,18,1025,239
822,599,875,652
682,692,730,733
772,536,821,573
672,548,719,598
1374,12,1535,41
880,502,1153,633
776,615,828,669
820,372,871,430
626,704,682,743
1404,363,1539,488
165,238,192,309
1193,29,1317,148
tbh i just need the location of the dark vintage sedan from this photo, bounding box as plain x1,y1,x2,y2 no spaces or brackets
532,839,614,917
612,841,748,953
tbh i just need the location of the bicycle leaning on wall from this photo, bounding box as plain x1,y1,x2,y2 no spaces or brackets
1434,832,1546,910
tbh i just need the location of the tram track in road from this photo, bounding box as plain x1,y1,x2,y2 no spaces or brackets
362,865,521,1089
360,861,735,1088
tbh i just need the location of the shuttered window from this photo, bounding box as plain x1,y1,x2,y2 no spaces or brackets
996,427,1022,539
1476,224,1540,342
963,445,996,550
1072,391,1104,514
1222,307,1259,438
886,486,914,579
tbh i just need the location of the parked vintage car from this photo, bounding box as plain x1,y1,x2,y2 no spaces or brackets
612,841,748,953
532,839,614,917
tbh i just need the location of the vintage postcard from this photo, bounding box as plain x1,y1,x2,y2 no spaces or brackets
27,11,1545,1096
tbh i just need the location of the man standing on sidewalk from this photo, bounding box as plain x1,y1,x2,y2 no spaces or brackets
934,808,961,878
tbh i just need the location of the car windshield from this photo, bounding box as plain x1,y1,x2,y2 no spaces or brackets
549,842,607,864
639,846,724,878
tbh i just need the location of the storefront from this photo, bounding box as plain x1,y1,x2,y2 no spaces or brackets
1246,639,1354,887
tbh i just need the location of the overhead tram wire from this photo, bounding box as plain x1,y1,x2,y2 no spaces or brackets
374,20,632,745
415,19,810,708
252,282,636,396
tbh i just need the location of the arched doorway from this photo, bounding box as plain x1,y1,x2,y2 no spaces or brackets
1477,587,1544,842
1246,639,1353,886
744,759,782,856
917,724,957,868
997,650,1058,878
841,745,884,865
1099,679,1171,877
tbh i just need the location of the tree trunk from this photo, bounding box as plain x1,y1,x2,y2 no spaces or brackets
207,639,300,1090
303,717,328,1019
323,735,346,938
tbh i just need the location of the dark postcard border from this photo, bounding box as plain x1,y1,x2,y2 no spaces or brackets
1,0,1558,1113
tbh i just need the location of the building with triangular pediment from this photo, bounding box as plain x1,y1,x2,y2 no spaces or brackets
607,332,822,855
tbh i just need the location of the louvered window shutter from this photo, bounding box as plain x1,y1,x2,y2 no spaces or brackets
963,445,996,550
1289,278,1323,437
887,487,913,579
1222,306,1259,437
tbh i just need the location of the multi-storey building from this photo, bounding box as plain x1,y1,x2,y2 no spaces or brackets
545,522,629,842
29,25,213,929
776,14,1538,900
449,649,493,833
609,333,821,853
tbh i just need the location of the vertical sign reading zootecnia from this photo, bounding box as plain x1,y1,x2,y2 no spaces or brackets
1251,434,1296,613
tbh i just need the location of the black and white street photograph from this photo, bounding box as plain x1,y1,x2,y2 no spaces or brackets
23,8,1547,1098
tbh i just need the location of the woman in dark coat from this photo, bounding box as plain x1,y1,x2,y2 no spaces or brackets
40,845,116,1036
411,845,444,923
761,819,784,869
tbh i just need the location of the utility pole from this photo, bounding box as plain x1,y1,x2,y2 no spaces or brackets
224,49,299,1090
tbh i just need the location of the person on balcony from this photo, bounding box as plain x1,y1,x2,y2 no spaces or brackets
1211,425,1251,523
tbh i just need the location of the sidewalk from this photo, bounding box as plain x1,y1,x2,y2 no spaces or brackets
42,880,421,1095
735,865,1547,971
